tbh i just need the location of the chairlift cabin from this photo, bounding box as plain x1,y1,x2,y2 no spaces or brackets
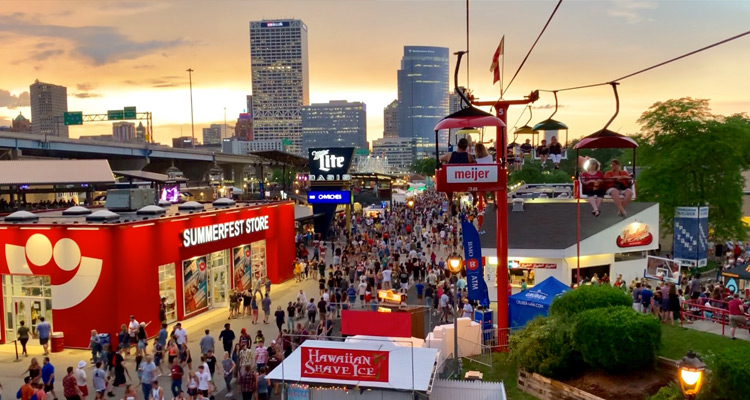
532,91,569,160
573,83,638,200
433,107,507,193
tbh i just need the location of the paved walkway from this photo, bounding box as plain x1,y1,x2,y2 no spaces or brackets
680,318,750,341
0,267,321,399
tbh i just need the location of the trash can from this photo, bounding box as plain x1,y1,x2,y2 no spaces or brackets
51,332,64,353
97,333,110,346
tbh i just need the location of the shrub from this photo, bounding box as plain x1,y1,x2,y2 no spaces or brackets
509,316,582,378
648,382,683,400
702,346,750,400
572,306,661,372
549,284,631,317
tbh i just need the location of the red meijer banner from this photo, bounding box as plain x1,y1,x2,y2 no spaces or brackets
340,310,412,338
301,347,389,382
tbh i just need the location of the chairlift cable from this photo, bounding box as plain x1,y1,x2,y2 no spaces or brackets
503,0,564,94
540,29,750,93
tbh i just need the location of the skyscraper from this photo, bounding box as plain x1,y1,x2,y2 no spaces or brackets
397,46,450,159
235,113,253,141
30,80,68,137
383,100,399,138
136,122,147,142
250,19,309,155
301,100,367,154
112,122,135,142
202,124,222,145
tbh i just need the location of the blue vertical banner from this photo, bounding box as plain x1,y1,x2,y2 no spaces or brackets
674,206,709,267
461,221,490,306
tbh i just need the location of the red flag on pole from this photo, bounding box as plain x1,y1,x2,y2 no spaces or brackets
490,36,505,84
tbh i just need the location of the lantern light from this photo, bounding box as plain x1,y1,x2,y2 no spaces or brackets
678,350,706,399
446,253,463,274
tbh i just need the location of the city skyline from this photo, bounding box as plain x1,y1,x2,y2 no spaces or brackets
0,1,749,147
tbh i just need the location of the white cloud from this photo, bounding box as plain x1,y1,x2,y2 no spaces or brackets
608,1,657,24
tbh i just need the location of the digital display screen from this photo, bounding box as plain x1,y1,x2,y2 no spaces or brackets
307,190,351,205
161,186,180,203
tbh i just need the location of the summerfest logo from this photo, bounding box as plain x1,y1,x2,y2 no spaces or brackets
301,347,389,382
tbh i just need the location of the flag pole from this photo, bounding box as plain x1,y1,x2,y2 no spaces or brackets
500,36,505,99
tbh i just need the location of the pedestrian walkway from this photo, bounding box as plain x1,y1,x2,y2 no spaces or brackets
680,319,750,341
0,270,321,399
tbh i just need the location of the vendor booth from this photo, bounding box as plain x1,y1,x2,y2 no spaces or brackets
480,200,659,295
267,339,439,399
509,277,570,328
0,201,295,348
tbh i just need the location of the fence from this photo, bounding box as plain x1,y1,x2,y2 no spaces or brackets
680,298,750,336
430,378,507,400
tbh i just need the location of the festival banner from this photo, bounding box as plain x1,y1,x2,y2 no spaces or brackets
673,206,709,267
183,256,208,315
232,245,252,291
462,221,490,305
300,347,389,382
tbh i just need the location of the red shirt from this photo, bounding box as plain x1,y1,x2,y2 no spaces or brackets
728,298,744,315
20,384,34,400
63,374,78,398
604,170,631,189
580,171,604,190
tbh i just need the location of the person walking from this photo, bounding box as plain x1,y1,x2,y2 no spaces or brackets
170,358,184,398
261,294,271,324
199,330,215,357
62,367,82,400
250,295,259,324
306,298,317,324
221,352,235,398
274,306,285,333
728,293,747,340
17,320,30,356
139,355,156,400
41,356,59,400
74,361,88,400
37,317,52,355
218,324,235,356
149,381,164,400
237,365,256,400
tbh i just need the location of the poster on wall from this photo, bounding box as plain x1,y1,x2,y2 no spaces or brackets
251,240,267,282
183,256,208,315
232,245,253,291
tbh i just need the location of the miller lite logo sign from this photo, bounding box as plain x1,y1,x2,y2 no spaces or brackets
311,149,345,172
308,147,355,182
446,165,499,184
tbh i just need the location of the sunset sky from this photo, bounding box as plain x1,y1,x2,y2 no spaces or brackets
0,0,748,146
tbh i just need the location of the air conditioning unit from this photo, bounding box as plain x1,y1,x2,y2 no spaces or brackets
105,188,155,211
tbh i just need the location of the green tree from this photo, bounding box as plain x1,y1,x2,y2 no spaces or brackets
411,157,437,177
270,166,297,186
636,98,750,240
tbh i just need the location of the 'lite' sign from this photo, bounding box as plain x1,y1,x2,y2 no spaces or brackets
301,347,389,382
446,165,499,184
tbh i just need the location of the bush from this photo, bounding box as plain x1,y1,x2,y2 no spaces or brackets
572,306,661,372
702,346,750,400
648,382,683,400
509,316,582,378
550,284,631,317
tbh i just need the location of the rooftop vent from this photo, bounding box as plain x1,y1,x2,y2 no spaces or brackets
86,210,120,222
212,198,236,208
157,199,172,207
178,201,204,212
137,205,166,216
4,210,39,222
62,206,92,216
512,198,525,212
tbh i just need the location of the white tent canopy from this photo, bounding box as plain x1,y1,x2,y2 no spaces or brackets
267,340,439,392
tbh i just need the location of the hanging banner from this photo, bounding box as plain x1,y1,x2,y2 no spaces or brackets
462,221,490,305
232,245,252,291
673,206,709,267
300,346,389,382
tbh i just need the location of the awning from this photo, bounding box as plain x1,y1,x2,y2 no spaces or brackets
722,264,750,281
0,159,115,185
114,170,188,183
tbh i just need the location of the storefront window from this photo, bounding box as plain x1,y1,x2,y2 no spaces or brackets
182,256,209,316
252,240,267,281
3,274,52,341
158,263,177,324
231,241,267,292
207,250,230,307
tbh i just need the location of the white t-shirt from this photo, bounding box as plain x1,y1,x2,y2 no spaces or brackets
382,269,392,282
128,320,139,336
174,328,187,345
475,155,493,164
75,368,87,386
197,370,211,390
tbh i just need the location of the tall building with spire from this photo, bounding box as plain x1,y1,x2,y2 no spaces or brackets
30,80,68,137
249,19,309,155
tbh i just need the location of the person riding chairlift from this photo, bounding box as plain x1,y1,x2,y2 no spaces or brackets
440,138,475,215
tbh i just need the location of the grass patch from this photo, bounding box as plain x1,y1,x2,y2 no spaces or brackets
461,352,539,400
659,323,748,360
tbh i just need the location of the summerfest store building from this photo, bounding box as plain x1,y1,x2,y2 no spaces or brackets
480,200,659,298
0,201,295,348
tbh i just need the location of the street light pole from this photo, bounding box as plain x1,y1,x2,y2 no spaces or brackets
187,68,195,147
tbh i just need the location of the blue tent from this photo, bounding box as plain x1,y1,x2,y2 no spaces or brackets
508,277,570,328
